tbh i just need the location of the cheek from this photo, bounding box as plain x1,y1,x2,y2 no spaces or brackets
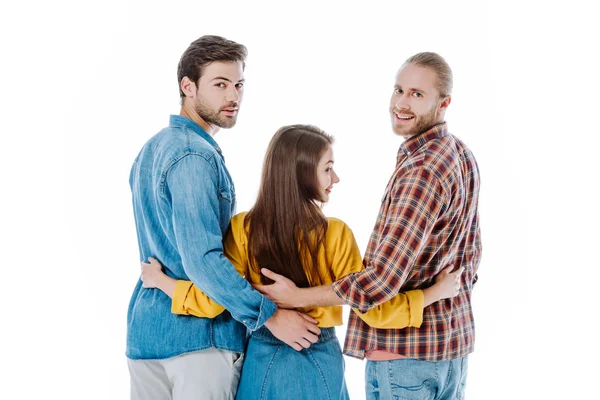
320,174,329,189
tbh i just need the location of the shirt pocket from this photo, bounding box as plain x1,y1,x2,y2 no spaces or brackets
218,185,236,202
218,185,236,226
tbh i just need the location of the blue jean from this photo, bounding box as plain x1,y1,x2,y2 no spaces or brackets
236,326,349,400
366,356,468,400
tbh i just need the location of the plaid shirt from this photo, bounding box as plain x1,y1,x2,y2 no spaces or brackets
333,123,482,361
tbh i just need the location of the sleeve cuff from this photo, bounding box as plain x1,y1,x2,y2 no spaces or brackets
406,290,424,327
246,295,277,332
171,280,194,315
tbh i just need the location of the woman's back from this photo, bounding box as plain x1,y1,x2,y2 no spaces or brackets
226,212,364,328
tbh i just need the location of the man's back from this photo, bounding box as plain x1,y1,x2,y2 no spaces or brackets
338,124,481,361
127,115,245,360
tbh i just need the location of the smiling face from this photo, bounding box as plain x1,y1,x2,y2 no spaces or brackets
389,63,451,139
316,146,339,202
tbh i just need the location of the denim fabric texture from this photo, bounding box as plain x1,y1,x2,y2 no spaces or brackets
127,115,276,360
236,327,350,400
365,356,468,400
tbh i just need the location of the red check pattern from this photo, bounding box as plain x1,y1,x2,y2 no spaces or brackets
333,123,482,361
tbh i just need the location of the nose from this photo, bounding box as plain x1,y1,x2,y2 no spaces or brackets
332,169,340,184
226,85,241,104
394,94,410,111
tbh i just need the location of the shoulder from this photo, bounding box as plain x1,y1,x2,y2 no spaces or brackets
229,212,250,240
326,217,353,238
231,212,249,228
152,125,221,166
400,135,459,185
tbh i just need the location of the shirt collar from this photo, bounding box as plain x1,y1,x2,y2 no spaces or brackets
397,122,448,162
169,114,222,153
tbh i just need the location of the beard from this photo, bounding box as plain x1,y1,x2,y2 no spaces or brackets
391,104,439,139
194,98,238,129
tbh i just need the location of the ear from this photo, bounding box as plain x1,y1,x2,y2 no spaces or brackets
439,95,452,111
180,77,197,98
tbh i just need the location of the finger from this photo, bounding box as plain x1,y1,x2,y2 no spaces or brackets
141,262,151,267
261,268,285,282
148,257,156,263
304,332,319,344
450,269,463,277
252,284,269,295
306,324,321,336
297,338,312,349
299,313,319,325
290,342,302,352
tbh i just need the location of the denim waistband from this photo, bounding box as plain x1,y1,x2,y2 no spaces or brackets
251,326,338,345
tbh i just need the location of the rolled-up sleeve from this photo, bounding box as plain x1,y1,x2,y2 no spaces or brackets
165,154,276,330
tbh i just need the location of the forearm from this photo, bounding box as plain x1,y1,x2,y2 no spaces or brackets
296,285,344,308
155,274,177,298
185,253,276,329
423,285,442,307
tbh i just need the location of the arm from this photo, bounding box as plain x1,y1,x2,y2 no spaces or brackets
165,155,276,330
145,200,321,351
257,222,461,329
355,265,462,328
140,216,250,318
141,256,226,319
332,168,447,312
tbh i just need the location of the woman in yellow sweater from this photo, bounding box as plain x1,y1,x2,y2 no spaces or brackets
141,125,461,400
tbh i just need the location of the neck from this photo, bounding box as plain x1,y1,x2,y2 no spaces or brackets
179,103,219,136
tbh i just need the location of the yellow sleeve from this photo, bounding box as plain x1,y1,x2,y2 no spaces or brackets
171,280,226,318
330,220,425,329
353,290,424,328
171,215,248,318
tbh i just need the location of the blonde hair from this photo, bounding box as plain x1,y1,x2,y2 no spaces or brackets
405,52,453,98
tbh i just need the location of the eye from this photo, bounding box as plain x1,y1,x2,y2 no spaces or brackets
394,88,403,94
235,83,244,89
215,82,226,88
412,92,422,98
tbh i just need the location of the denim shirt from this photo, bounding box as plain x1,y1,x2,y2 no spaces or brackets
126,115,277,360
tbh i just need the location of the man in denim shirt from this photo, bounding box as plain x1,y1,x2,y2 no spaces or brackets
126,35,320,400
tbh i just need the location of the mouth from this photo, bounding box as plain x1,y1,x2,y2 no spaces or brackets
393,111,415,122
221,108,238,117
325,188,332,194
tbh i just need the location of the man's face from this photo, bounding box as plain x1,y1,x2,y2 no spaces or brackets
389,63,447,139
192,61,245,129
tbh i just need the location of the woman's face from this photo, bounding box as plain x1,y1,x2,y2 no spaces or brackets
316,146,340,202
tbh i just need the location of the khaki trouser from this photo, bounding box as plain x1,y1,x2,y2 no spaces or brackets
128,348,243,400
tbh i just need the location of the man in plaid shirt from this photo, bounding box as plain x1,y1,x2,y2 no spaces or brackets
258,52,481,399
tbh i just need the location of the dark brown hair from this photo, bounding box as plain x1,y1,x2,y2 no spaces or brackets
246,125,334,287
404,52,453,98
177,35,247,99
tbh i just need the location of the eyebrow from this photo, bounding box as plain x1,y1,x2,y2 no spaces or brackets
325,160,334,164
212,76,245,83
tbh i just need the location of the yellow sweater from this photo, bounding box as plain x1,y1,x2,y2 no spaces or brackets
172,212,424,328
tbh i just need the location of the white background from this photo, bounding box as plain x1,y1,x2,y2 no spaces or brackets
1,0,598,399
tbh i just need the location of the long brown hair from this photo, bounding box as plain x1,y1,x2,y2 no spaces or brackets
246,125,333,287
